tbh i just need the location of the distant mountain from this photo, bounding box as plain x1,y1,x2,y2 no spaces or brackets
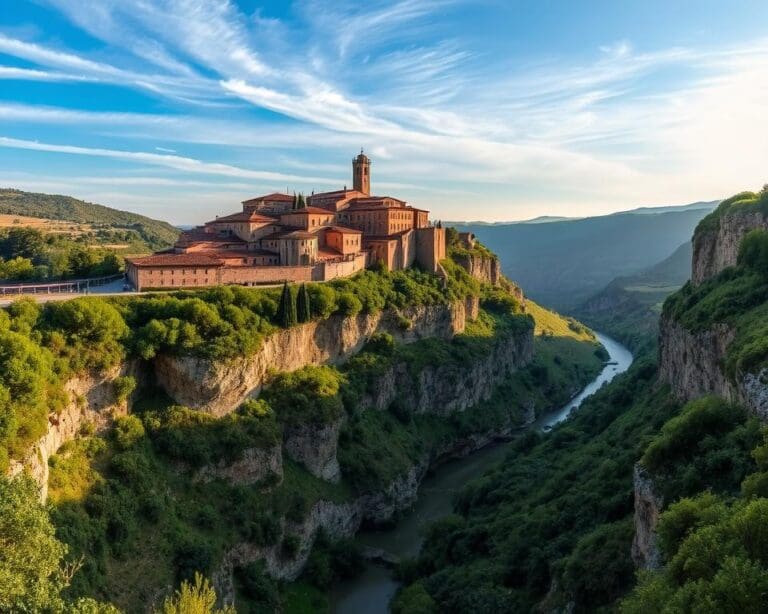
574,241,693,349
452,200,717,310
0,188,179,249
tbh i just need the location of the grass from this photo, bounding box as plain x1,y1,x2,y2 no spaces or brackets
526,300,595,342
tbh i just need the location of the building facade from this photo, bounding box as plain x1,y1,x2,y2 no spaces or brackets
126,152,446,290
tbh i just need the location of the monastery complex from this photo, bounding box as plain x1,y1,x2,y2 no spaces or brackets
126,152,445,290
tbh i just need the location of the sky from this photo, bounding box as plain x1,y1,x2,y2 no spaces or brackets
1,1,768,225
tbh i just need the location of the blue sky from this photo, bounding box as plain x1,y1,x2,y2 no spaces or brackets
1,1,767,224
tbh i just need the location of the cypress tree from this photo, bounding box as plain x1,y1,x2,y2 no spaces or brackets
292,192,297,210
297,283,311,323
298,193,306,209
277,282,292,327
287,283,298,326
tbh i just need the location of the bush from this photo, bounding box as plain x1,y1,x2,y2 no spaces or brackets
113,415,145,450
336,292,363,316
112,376,136,402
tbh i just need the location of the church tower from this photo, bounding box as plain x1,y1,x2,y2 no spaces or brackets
352,150,371,195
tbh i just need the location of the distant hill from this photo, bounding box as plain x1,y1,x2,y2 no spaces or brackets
452,201,717,310
574,241,692,349
0,188,179,250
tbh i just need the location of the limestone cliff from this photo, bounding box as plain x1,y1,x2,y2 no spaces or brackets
631,464,663,570
692,210,768,284
363,326,534,416
453,252,500,286
154,299,477,417
7,362,142,500
194,444,283,487
659,313,768,419
658,315,737,404
283,417,343,482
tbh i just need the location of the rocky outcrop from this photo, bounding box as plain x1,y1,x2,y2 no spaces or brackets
453,252,500,286
659,315,736,404
155,299,477,417
692,210,768,284
659,314,768,419
195,444,283,487
7,362,142,500
283,418,343,482
631,464,663,569
364,327,534,416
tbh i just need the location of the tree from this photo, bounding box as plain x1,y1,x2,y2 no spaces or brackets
0,228,46,262
297,283,311,323
158,572,234,614
0,477,67,612
291,192,298,210
297,193,306,209
277,282,297,328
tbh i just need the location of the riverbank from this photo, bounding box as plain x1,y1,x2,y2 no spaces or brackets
330,332,633,613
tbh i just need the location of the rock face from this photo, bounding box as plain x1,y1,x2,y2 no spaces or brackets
7,362,142,500
659,314,768,419
631,464,663,570
283,418,343,482
155,299,476,417
692,210,768,284
195,444,283,487
364,326,534,415
453,252,500,286
658,315,736,404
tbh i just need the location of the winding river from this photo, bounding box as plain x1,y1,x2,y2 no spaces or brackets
330,332,633,613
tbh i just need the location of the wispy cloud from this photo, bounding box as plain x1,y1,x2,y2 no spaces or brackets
4,1,768,221
0,137,343,185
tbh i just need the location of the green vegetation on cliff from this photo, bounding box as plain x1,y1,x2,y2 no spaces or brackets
664,228,768,378
0,242,608,613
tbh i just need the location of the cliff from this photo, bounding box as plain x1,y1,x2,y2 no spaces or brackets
154,298,477,417
363,326,534,415
452,251,500,286
658,315,737,404
631,464,663,570
7,362,142,500
692,209,768,284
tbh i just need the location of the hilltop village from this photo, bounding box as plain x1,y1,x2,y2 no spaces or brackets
125,152,446,290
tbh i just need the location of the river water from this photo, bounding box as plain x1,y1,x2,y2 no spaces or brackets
330,332,633,613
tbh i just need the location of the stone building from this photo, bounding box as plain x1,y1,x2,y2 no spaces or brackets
126,152,446,290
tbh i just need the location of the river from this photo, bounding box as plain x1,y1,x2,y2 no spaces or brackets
329,332,633,614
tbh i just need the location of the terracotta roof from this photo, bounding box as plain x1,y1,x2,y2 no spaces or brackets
282,206,334,215
260,229,317,240
282,230,317,239
207,211,277,224
242,193,294,204
324,225,363,234
126,254,224,267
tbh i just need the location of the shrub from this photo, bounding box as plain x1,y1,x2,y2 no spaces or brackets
738,228,768,274
113,415,145,450
113,376,137,402
336,292,363,316
158,572,234,614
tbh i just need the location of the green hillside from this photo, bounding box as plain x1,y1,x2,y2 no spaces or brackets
453,202,716,310
575,242,692,349
0,189,179,250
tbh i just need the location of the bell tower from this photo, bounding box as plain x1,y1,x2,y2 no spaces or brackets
352,149,371,195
